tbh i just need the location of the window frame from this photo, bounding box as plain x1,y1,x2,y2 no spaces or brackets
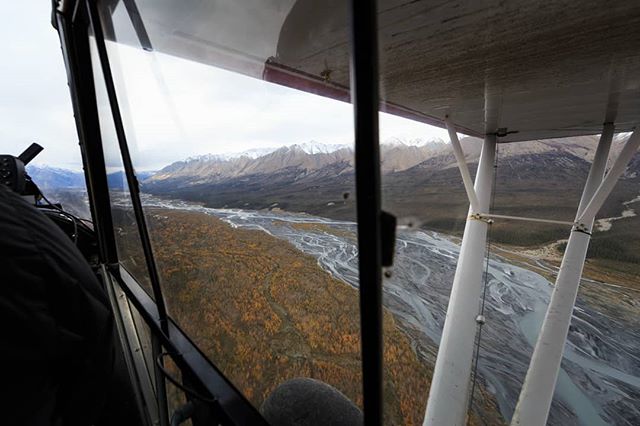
53,0,384,424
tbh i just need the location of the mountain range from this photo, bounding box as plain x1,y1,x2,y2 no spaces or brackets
26,165,86,190
29,136,640,262
143,136,640,263
148,136,635,188
151,139,448,184
26,165,156,191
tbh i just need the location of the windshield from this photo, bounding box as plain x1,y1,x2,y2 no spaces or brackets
7,1,640,425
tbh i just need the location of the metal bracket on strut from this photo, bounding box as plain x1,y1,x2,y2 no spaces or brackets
572,222,592,235
468,213,494,224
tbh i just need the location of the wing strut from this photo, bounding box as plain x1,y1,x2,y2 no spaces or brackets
423,132,496,426
445,116,481,213
577,129,640,224
511,122,628,426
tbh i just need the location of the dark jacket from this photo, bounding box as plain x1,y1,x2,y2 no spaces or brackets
0,185,114,425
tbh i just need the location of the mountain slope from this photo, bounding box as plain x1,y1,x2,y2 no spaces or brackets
26,165,86,190
148,139,450,186
25,166,158,192
144,136,640,253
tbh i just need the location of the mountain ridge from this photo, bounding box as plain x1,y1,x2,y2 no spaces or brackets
148,135,631,186
143,135,640,260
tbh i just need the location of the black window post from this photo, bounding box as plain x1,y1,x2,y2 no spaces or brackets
85,0,169,335
55,5,119,266
350,1,383,425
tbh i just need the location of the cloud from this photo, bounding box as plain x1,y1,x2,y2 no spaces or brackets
1,1,448,173
0,1,80,169
100,42,448,171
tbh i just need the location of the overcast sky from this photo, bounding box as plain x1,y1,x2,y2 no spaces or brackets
0,1,80,169
2,1,448,172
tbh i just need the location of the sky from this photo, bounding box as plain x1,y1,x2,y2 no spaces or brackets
0,2,80,169
1,1,448,172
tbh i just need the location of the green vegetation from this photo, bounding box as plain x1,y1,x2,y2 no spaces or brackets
590,215,640,264
588,238,640,263
555,216,640,267
556,241,568,253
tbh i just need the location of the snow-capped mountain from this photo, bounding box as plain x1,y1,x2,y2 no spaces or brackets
148,138,452,183
26,165,86,190
185,141,352,164
187,147,279,162
296,141,350,154
144,135,639,227
382,137,446,147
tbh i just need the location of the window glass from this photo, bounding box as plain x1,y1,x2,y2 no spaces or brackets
163,355,193,426
376,3,640,426
95,0,381,417
89,31,154,297
127,301,163,426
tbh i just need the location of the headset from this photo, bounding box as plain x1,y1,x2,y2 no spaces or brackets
0,142,43,195
1,143,97,260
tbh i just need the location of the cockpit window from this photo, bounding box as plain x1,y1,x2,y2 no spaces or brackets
89,28,154,297
373,2,640,424
93,0,370,413
47,0,640,424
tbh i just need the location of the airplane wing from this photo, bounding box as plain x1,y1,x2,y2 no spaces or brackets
110,0,640,142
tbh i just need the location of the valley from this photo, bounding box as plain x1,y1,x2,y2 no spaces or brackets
143,136,640,271
114,204,502,426
129,195,640,425
39,133,640,425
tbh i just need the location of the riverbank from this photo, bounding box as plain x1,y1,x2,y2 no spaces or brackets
124,194,639,424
